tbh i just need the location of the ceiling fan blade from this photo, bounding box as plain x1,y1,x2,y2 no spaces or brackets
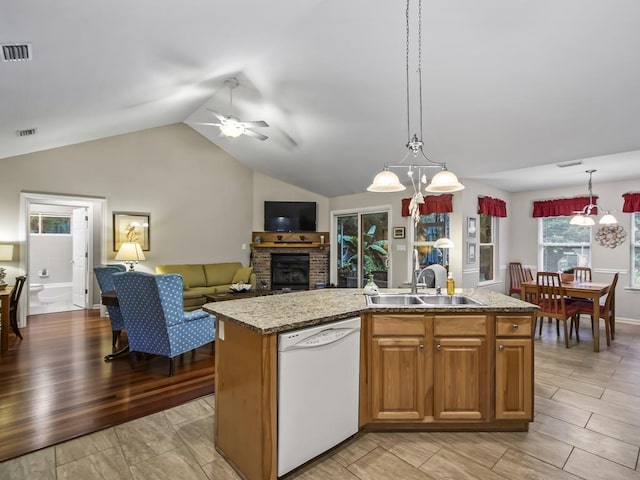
189,121,223,127
240,120,269,128
244,129,269,141
205,108,228,123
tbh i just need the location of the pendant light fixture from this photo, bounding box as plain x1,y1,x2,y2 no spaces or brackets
367,0,465,197
569,169,617,226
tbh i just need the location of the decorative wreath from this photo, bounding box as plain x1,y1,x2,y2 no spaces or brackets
594,225,627,249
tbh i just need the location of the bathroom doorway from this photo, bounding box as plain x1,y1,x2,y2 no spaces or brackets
19,192,106,326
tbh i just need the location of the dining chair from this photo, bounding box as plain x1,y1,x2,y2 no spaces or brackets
571,272,618,347
9,275,27,340
535,272,580,348
508,262,526,297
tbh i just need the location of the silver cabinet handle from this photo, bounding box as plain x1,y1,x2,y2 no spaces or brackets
512,324,519,330
436,344,441,351
499,345,505,351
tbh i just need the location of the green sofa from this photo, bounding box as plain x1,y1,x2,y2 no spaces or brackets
155,262,256,311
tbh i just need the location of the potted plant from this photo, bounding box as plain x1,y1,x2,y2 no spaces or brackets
560,267,575,283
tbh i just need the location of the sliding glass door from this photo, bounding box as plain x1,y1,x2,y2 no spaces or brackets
335,209,389,288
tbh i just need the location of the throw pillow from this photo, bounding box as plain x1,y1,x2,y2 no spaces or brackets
232,266,253,284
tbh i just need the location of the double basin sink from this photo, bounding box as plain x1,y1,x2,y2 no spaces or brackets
366,293,485,307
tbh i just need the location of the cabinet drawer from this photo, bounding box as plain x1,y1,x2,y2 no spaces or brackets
372,314,426,336
434,315,487,336
496,316,532,337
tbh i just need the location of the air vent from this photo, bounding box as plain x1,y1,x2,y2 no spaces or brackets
2,44,32,61
556,160,583,168
16,128,37,137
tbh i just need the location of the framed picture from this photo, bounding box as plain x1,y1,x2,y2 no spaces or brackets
393,227,405,239
467,242,476,264
467,216,477,239
113,212,150,251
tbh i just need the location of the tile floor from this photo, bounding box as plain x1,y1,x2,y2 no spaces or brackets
2,321,640,479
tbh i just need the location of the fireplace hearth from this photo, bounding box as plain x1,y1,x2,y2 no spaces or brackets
271,253,310,290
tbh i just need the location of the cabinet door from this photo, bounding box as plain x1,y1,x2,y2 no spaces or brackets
496,338,532,420
434,337,488,421
371,337,425,420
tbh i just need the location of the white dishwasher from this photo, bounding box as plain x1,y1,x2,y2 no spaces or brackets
277,316,361,477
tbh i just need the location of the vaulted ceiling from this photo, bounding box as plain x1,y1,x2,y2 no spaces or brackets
3,1,640,196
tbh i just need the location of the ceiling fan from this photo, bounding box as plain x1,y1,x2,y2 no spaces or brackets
192,77,269,141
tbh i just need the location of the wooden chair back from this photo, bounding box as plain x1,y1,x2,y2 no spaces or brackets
573,267,592,282
9,275,27,339
508,262,526,296
536,271,579,347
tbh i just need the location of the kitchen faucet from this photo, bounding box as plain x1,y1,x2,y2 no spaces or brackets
410,248,421,294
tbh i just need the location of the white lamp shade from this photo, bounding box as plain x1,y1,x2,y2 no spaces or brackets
434,237,454,249
599,213,618,225
425,169,465,192
0,244,14,261
367,170,406,192
115,242,146,262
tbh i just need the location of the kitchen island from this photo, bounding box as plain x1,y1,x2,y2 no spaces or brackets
204,288,537,480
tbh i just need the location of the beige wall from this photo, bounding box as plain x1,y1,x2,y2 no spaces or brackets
0,124,255,293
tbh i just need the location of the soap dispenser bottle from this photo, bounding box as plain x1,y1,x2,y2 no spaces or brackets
446,272,455,295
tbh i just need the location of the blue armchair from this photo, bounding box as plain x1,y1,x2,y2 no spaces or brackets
112,271,216,376
94,264,127,348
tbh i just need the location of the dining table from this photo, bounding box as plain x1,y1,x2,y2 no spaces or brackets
521,280,610,352
0,286,15,354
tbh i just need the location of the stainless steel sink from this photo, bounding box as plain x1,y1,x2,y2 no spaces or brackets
417,294,484,306
366,293,484,307
366,294,425,305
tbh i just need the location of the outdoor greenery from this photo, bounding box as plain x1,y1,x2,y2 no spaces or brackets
337,213,388,287
541,217,591,272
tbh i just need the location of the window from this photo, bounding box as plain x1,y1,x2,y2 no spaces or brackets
412,213,450,267
633,213,640,288
30,214,71,234
479,214,495,282
539,217,590,272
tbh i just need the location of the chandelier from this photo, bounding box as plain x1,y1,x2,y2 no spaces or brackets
367,0,465,199
570,169,617,226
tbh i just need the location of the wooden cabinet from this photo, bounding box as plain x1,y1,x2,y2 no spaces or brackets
433,315,489,421
495,315,533,420
369,314,426,420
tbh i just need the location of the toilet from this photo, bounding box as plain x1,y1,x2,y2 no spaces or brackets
29,283,44,306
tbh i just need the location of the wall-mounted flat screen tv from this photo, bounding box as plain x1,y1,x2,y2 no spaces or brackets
264,201,317,232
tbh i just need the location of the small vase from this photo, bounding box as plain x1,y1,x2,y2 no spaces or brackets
363,275,379,295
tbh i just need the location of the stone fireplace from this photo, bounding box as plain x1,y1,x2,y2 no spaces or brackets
251,231,330,290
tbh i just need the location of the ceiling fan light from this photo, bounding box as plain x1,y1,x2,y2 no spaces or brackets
599,213,618,225
425,169,465,192
367,170,406,192
219,122,245,138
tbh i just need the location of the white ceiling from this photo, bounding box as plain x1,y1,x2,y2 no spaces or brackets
3,0,640,197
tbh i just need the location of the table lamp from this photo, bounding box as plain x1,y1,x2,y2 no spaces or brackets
0,245,14,290
115,242,145,271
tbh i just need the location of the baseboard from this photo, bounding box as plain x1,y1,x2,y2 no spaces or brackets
617,317,640,326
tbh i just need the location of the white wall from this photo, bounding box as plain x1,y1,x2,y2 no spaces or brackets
509,178,640,323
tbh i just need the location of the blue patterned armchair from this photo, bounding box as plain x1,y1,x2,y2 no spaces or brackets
112,271,216,376
94,264,127,348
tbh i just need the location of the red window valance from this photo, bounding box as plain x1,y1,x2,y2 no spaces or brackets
622,193,640,213
532,196,598,218
478,196,507,217
401,194,453,217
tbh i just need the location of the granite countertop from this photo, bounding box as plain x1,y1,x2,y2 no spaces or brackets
203,288,538,335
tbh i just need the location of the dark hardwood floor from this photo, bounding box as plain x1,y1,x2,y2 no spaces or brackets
0,309,215,463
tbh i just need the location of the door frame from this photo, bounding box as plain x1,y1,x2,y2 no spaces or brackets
19,192,107,325
330,205,393,288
